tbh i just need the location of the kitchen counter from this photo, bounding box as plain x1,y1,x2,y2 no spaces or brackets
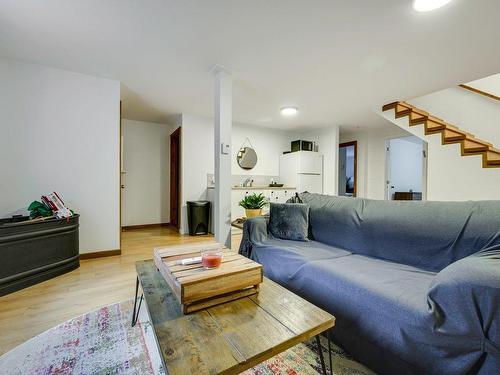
207,186,295,190
231,186,295,190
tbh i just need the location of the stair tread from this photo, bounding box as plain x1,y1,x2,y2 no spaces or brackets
427,115,445,124
395,104,411,117
411,107,427,114
444,127,466,136
464,138,493,147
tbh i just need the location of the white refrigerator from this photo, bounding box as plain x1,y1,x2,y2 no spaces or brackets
279,151,323,194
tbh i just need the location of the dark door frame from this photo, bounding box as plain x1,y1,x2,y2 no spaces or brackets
338,141,358,197
170,127,181,229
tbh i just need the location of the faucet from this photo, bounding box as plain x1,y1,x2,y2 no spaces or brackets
243,178,252,187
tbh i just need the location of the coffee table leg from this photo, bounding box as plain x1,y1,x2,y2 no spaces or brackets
327,329,332,374
132,276,143,327
315,335,327,375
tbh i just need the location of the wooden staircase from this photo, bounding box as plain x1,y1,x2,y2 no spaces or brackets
383,101,500,168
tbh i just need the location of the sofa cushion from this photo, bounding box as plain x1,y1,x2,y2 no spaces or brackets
251,245,440,373
250,238,351,282
299,193,500,272
269,203,309,241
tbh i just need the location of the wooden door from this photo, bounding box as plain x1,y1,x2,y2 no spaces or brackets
170,127,181,228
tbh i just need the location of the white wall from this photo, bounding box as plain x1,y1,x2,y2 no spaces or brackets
388,136,423,197
232,123,299,176
340,124,411,199
0,58,120,253
122,119,176,226
179,114,215,234
179,114,303,234
376,86,500,201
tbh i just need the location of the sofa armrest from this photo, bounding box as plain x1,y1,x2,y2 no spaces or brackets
427,246,500,359
238,216,269,258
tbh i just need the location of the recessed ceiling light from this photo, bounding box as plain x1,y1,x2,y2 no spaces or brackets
280,106,298,116
413,0,453,12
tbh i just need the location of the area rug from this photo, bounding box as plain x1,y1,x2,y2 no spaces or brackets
0,299,374,375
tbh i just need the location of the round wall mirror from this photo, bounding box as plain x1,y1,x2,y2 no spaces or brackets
237,147,257,170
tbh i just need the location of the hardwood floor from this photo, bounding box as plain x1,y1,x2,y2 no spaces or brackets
0,227,242,355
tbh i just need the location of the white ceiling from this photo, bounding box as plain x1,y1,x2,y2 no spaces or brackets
1,0,500,130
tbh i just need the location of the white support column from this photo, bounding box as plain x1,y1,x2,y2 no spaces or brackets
214,67,232,248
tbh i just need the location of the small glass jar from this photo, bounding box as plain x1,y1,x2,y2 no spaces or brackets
201,248,223,269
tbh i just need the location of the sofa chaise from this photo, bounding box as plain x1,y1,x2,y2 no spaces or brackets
239,193,500,375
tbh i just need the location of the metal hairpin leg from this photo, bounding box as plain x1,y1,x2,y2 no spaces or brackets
131,276,143,327
316,331,333,375
315,335,327,375
327,329,333,374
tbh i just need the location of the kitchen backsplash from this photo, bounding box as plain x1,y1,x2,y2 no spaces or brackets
207,174,282,188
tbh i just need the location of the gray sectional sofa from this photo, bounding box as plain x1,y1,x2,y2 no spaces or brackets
239,193,500,375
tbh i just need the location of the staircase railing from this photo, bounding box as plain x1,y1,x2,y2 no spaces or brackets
459,84,500,102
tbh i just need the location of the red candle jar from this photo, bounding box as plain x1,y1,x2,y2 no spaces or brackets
201,249,223,269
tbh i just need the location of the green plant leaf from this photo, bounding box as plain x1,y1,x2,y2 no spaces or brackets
238,193,268,209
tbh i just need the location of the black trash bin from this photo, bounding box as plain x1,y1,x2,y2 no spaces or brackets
187,201,210,235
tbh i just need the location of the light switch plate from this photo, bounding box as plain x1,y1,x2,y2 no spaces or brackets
221,143,230,155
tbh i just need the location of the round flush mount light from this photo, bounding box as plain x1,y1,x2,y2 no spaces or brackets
413,0,453,12
280,106,298,116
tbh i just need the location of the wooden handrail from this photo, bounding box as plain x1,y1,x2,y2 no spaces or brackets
459,84,500,102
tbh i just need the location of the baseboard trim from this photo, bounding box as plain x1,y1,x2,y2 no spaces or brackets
121,223,170,230
79,249,121,260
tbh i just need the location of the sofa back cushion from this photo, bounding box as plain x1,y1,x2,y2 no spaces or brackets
299,193,500,272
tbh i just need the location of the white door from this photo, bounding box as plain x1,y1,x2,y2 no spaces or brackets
385,136,426,200
298,174,323,194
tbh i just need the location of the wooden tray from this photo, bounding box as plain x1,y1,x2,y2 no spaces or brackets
153,243,263,313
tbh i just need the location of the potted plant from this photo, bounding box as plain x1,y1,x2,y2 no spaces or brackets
239,193,267,218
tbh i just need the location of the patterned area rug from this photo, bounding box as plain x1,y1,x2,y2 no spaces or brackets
0,300,374,375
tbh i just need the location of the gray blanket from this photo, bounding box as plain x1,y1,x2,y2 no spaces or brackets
239,194,500,375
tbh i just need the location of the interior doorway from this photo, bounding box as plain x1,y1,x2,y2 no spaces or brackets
170,127,181,229
385,135,427,201
338,141,357,197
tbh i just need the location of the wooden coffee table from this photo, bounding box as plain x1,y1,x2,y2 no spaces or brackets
133,260,335,375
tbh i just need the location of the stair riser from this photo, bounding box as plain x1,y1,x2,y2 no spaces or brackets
382,102,399,112
443,129,466,144
443,136,466,144
395,109,411,118
425,126,445,134
483,154,500,168
409,115,427,125
463,148,488,155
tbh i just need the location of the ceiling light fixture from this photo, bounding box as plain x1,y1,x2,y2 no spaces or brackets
413,0,453,12
280,106,298,116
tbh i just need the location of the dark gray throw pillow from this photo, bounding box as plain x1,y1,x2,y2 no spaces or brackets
269,203,309,241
